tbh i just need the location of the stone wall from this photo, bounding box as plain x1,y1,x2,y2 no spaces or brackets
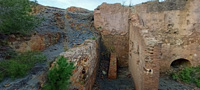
129,13,161,90
59,39,99,90
94,3,130,67
133,0,200,72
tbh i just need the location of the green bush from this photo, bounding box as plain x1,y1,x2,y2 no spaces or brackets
0,0,40,35
7,60,29,79
179,67,193,83
172,66,200,87
42,56,75,90
171,73,178,80
195,80,200,88
0,51,46,81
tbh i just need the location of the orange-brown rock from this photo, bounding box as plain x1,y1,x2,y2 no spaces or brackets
8,32,60,52
31,4,48,14
67,7,90,13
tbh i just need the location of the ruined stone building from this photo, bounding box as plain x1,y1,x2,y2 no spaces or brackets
1,0,200,90
94,0,200,90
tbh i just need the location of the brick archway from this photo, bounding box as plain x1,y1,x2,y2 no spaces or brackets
170,58,191,69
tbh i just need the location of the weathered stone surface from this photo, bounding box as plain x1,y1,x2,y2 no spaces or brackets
2,0,200,90
94,3,130,35
33,4,97,48
59,40,99,90
108,53,117,79
127,0,200,89
94,3,130,67
101,35,129,67
67,7,91,13
129,20,161,90
8,33,60,52
0,4,98,90
133,0,200,73
146,0,187,12
31,4,48,15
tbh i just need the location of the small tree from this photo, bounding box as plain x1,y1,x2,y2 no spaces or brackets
0,0,40,35
42,56,75,90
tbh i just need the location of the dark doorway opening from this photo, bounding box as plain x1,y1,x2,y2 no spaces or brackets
170,58,191,69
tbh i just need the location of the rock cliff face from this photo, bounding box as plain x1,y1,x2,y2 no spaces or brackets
3,4,98,53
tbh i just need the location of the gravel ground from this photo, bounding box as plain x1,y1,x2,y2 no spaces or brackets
159,75,200,90
93,58,200,90
0,38,65,90
92,59,135,90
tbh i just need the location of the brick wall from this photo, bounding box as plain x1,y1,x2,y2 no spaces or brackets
129,13,161,90
101,35,129,67
133,0,200,72
94,3,130,67
60,39,99,90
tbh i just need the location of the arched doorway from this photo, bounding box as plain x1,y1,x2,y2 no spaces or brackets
170,58,191,69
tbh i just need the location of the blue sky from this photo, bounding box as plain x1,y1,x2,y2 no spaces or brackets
33,0,150,10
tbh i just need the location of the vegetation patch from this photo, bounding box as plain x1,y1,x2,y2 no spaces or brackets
42,56,74,90
172,66,200,87
0,0,41,35
90,36,96,40
0,51,46,82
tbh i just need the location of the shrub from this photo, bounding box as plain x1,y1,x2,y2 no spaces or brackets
0,51,46,81
42,56,74,90
195,80,200,88
90,36,96,40
97,26,102,29
0,0,40,35
171,73,178,80
179,67,193,83
7,60,29,79
172,66,200,87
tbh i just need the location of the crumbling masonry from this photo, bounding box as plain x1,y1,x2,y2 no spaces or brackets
94,0,200,90
2,0,200,90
